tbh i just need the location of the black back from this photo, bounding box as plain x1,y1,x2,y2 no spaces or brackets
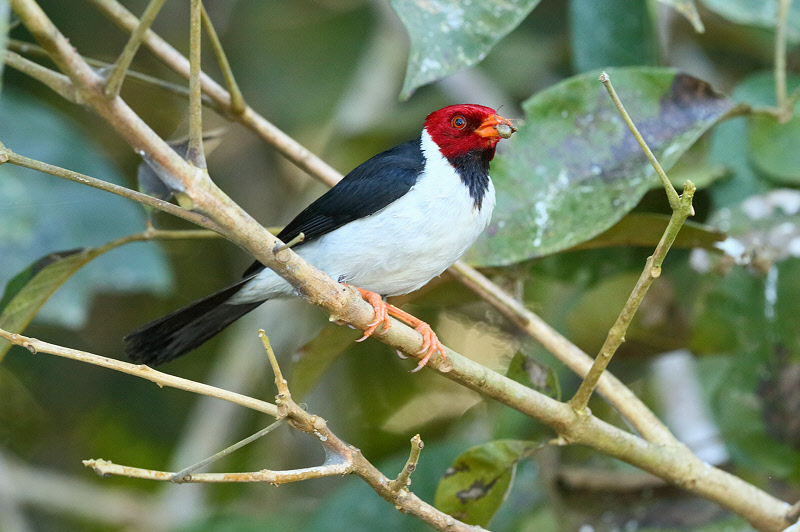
243,138,425,278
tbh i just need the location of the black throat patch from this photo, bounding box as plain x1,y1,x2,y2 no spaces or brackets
447,150,493,209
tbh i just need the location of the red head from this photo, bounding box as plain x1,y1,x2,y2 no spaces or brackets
423,104,516,160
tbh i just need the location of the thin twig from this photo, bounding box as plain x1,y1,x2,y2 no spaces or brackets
85,458,351,484
447,261,676,446
86,0,343,186
3,50,77,102
259,330,290,399
0,328,281,417
200,2,244,114
171,418,287,483
0,142,225,234
389,434,423,492
599,72,680,209
186,0,206,168
569,73,696,413
103,0,167,99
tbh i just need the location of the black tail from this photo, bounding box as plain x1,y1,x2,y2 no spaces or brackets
125,278,264,366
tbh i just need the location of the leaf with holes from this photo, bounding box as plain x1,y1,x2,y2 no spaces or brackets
467,67,736,267
435,440,540,526
391,0,541,99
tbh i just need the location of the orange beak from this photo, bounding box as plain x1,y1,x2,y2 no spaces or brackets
475,113,517,139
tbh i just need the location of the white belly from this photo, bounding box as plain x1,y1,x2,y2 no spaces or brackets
231,131,495,302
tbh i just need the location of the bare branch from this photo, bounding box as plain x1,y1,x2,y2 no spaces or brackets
0,143,225,233
389,434,424,492
200,2,245,114
4,50,77,102
569,73,696,413
186,0,206,168
447,261,677,446
102,0,167,99
0,328,280,418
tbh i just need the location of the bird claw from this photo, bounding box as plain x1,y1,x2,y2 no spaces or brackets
409,322,447,373
355,289,391,342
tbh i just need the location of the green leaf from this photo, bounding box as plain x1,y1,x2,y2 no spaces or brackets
745,74,800,186
657,0,705,33
570,0,657,72
468,68,735,267
0,90,170,327
700,0,800,42
506,352,560,400
391,0,541,99
434,440,539,527
574,213,726,251
0,248,102,361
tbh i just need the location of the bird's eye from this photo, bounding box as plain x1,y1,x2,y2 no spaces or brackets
451,115,466,129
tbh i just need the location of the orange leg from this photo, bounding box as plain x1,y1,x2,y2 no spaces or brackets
351,286,448,372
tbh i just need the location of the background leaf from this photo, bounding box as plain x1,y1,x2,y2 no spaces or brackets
0,90,170,328
700,0,800,42
574,213,726,251
434,440,539,526
0,248,100,361
467,68,735,267
391,0,541,99
570,0,658,73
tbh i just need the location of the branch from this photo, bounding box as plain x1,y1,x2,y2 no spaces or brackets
0,328,280,417
85,0,343,187
447,261,676,446
389,434,424,492
102,0,167,99
8,3,796,529
569,73,696,413
0,142,224,233
3,49,77,102
3,328,481,531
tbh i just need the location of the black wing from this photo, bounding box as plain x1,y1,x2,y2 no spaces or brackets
242,137,425,278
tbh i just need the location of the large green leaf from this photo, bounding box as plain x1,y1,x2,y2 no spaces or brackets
570,0,657,73
700,0,800,42
0,90,170,327
434,439,539,527
574,213,726,251
0,248,101,361
391,0,541,99
467,68,735,267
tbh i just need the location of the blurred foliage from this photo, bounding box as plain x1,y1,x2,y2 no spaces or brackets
2,0,800,531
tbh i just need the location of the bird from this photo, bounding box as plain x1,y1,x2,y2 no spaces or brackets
125,104,516,371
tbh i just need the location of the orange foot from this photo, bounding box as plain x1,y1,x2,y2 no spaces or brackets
351,286,448,372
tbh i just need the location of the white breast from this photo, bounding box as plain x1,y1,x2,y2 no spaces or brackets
231,130,495,303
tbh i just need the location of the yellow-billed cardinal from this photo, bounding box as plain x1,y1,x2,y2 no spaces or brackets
125,104,516,371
